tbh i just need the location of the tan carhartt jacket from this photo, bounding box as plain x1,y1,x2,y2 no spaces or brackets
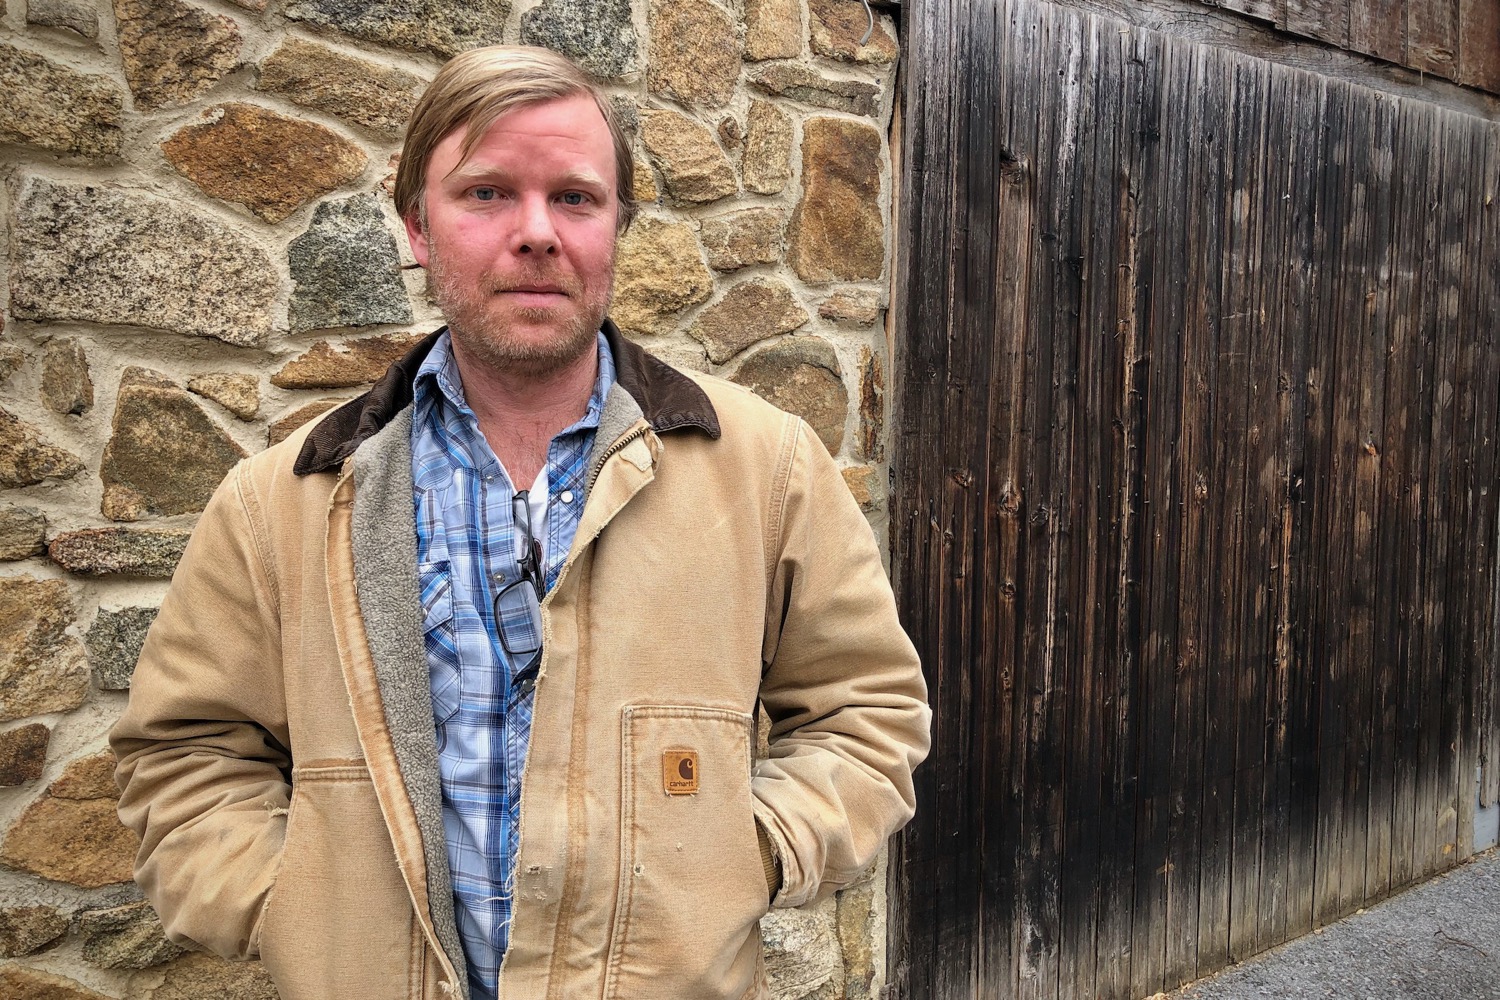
112,327,930,1000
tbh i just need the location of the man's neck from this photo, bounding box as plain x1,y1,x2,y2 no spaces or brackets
449,336,601,491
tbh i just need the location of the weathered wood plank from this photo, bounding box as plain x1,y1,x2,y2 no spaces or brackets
1408,0,1461,78
1348,0,1407,64
1284,0,1349,47
1458,0,1500,93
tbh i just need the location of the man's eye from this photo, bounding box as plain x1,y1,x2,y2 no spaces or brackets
472,188,497,202
560,192,586,206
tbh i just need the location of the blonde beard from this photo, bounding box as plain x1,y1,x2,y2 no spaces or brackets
425,237,612,380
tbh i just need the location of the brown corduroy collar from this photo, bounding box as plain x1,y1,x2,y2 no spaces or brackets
292,320,721,476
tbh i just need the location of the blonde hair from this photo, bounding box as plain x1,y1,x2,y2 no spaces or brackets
395,45,637,233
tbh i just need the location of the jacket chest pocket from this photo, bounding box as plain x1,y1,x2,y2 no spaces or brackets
603,706,768,1000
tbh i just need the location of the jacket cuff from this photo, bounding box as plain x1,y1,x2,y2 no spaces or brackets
755,818,782,903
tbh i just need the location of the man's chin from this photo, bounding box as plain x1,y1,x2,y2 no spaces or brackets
447,312,603,380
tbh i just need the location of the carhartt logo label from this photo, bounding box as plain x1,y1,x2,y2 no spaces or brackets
663,750,699,795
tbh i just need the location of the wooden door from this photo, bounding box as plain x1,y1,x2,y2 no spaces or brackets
887,2,1500,997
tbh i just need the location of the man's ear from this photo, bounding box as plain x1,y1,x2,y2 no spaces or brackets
404,210,430,268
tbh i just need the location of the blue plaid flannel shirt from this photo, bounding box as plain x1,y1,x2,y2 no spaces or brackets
410,330,615,999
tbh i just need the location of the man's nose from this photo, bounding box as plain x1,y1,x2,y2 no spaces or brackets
513,195,559,257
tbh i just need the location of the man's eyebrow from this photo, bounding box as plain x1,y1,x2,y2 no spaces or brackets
443,164,610,190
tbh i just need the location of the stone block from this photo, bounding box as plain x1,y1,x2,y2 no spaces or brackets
0,407,84,489
40,339,93,416
742,100,792,195
48,529,191,579
0,965,111,999
836,882,878,996
818,289,882,327
100,368,247,521
0,903,69,957
50,750,119,800
521,0,637,78
701,207,784,272
187,374,260,420
0,723,51,786
0,795,137,888
113,0,241,110
790,118,885,283
761,897,842,999
0,506,47,561
0,345,24,383
268,400,345,446
731,337,848,453
79,901,184,970
256,38,424,137
748,63,879,117
27,0,100,38
610,216,713,336
809,0,899,64
127,951,278,1000
647,0,739,108
273,333,426,390
0,43,122,156
0,577,88,723
8,175,277,347
288,195,412,333
162,104,368,223
283,0,508,58
85,607,158,691
745,0,801,61
689,279,808,363
640,110,737,205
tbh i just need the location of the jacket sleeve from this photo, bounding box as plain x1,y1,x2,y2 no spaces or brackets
111,462,292,959
751,417,932,908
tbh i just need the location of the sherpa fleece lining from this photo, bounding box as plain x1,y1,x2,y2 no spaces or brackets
351,407,471,1000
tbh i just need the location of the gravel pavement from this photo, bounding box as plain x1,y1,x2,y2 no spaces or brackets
1175,848,1500,1000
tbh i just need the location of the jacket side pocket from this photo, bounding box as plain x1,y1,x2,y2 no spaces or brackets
604,706,767,1000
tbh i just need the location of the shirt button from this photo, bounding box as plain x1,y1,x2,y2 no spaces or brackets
560,490,575,504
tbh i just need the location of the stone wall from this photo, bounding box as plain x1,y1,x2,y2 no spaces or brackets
0,0,900,996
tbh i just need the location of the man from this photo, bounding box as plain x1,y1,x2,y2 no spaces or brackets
113,45,929,1000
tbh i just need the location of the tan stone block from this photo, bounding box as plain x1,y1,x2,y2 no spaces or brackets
256,37,424,138
26,0,100,39
40,339,93,416
79,901,184,970
748,63,880,117
631,156,659,204
0,507,47,561
640,110,737,205
835,881,878,996
0,795,138,887
50,750,118,801
809,0,899,64
742,100,792,196
113,0,241,110
161,104,367,223
610,216,713,336
187,374,260,421
840,465,881,513
0,408,84,489
689,279,808,364
0,903,68,957
100,368,248,521
760,897,842,998
0,965,112,999
0,577,88,723
0,345,24,384
730,337,848,453
790,118,886,283
273,334,426,390
0,724,50,786
700,208,784,272
858,344,884,461
8,175,277,348
818,288,882,326
647,0,740,108
268,399,345,447
0,43,122,157
127,951,278,1000
745,0,801,61
47,528,192,579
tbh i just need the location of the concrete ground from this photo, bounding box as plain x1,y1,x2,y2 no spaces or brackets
1175,848,1500,1000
